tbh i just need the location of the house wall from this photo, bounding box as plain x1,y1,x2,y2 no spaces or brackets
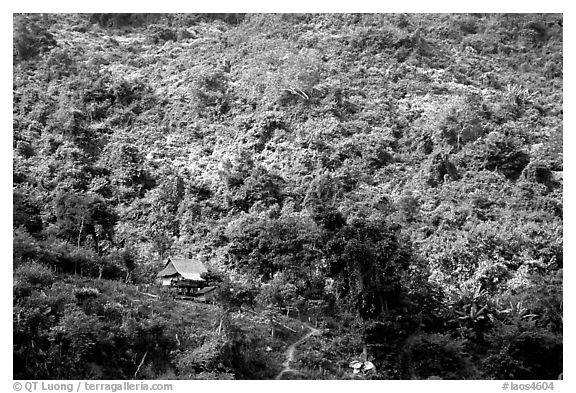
197,289,217,303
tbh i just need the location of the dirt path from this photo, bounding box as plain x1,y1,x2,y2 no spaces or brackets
275,323,321,380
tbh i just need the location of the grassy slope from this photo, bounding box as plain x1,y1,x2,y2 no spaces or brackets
14,268,303,379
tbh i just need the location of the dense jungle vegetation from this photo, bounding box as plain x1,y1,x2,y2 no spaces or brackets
13,13,562,380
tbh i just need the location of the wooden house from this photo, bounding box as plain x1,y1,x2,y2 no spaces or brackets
157,257,209,295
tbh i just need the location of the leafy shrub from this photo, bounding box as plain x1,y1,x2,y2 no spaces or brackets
498,271,562,333
521,160,556,189
459,132,530,180
458,16,479,35
189,67,231,117
175,334,226,375
13,227,37,261
474,260,512,292
400,333,477,379
89,13,161,28
13,15,56,61
227,166,285,212
147,24,178,44
13,190,42,233
215,280,258,311
522,19,548,44
14,262,55,297
484,322,562,379
395,192,421,223
424,152,460,186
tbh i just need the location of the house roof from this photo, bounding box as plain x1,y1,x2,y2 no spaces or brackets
197,286,217,295
157,258,208,281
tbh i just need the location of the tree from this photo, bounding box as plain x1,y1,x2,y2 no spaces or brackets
51,191,116,254
13,14,56,61
325,216,411,319
99,142,155,202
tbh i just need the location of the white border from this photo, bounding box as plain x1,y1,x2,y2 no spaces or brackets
3,4,572,392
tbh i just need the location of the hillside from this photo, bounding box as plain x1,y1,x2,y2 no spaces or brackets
13,13,562,379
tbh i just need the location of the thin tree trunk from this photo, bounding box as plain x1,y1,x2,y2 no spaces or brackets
77,216,84,250
134,351,148,379
93,234,100,255
379,292,386,315
217,318,223,336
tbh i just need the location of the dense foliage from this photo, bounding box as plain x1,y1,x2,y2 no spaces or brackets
13,13,562,379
